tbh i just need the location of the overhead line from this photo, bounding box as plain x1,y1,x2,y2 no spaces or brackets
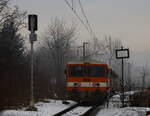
64,0,92,34
78,0,94,36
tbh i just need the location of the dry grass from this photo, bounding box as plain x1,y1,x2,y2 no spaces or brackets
129,89,150,107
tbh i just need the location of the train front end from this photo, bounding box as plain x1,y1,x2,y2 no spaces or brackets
66,62,109,103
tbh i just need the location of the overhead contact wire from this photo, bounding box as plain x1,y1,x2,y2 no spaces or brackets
64,0,91,34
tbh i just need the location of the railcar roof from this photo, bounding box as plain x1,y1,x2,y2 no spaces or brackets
67,60,107,65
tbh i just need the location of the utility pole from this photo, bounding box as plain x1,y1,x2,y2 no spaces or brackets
83,42,89,61
108,36,112,67
128,63,131,91
77,46,82,60
142,66,146,91
107,36,112,108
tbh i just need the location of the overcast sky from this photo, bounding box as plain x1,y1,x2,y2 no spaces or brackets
11,0,150,66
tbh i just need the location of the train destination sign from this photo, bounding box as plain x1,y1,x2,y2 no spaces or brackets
115,48,129,59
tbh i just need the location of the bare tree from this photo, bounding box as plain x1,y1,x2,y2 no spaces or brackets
0,0,9,25
40,18,77,97
139,64,149,91
0,0,27,29
88,36,122,66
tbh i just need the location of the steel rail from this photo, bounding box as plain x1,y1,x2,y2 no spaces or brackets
53,103,80,116
80,105,99,116
80,100,105,116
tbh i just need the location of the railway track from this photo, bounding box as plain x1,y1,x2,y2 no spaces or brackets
81,105,101,116
53,102,102,116
53,103,80,116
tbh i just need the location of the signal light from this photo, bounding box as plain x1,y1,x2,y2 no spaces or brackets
93,83,100,87
28,14,38,32
74,83,81,87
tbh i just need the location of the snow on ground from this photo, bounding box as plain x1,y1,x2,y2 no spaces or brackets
35,100,75,114
0,91,150,116
0,100,76,116
62,106,91,116
96,91,150,116
96,107,150,116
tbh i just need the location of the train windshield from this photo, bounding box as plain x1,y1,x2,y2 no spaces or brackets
69,65,106,77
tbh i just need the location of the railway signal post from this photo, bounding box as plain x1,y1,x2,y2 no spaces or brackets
28,14,38,110
116,46,129,107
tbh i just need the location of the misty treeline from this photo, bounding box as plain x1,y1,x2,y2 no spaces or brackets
0,0,29,109
0,0,149,110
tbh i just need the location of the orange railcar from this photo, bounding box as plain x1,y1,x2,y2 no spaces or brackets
65,61,109,103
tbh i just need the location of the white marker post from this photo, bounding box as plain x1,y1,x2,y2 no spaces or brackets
28,14,38,110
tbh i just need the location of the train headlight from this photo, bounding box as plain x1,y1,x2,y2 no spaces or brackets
74,83,81,87
93,83,100,87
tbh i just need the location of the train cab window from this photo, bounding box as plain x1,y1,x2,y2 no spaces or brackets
69,65,85,77
68,65,106,77
88,66,105,77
